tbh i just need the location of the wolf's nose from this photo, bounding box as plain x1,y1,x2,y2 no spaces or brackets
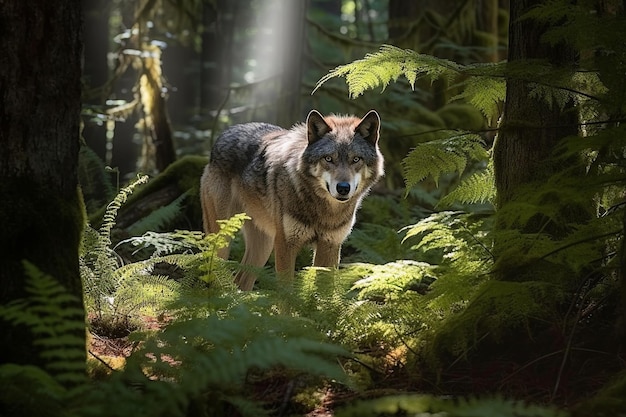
336,182,351,196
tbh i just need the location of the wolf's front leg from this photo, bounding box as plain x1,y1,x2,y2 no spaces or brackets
273,229,299,281
312,242,341,267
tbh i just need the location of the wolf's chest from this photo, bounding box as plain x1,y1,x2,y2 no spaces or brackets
281,212,354,246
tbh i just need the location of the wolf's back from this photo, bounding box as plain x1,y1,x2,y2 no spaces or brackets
209,122,282,174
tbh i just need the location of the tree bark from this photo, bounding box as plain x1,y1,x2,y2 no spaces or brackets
494,0,578,207
137,44,177,173
492,0,585,282
0,0,85,374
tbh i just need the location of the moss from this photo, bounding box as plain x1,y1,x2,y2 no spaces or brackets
88,155,208,229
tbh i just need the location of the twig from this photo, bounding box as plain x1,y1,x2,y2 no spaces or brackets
88,349,116,372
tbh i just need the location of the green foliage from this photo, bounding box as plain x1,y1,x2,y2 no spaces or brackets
126,192,189,236
314,44,506,123
351,260,436,301
0,262,86,386
1,261,350,417
2,187,352,416
116,213,250,290
430,279,567,358
314,45,461,98
82,174,152,333
0,263,86,416
454,73,506,124
335,394,568,417
402,132,489,190
438,163,495,207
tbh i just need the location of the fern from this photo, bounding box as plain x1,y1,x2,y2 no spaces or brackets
345,223,416,264
78,144,116,214
402,211,492,261
111,291,350,416
0,262,86,389
351,260,436,302
98,174,149,251
402,133,488,190
83,174,150,314
438,163,496,207
314,44,461,98
454,74,506,123
126,191,189,235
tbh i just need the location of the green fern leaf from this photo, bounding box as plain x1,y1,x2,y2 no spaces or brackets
455,75,506,123
314,44,461,98
351,260,436,301
438,164,496,207
98,174,149,251
126,191,189,235
402,133,488,190
0,262,86,385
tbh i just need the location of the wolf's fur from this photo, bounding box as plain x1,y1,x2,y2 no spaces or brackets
200,110,384,290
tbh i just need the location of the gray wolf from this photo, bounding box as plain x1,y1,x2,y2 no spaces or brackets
200,110,384,290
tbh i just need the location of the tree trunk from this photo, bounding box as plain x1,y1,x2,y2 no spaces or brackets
137,44,177,174
0,0,85,375
492,0,584,281
494,0,578,207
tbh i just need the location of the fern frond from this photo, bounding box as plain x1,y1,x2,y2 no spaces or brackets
438,164,496,207
430,279,568,358
0,262,86,385
402,211,494,266
125,297,349,414
99,174,149,250
0,364,66,416
402,133,488,190
528,82,579,111
345,223,415,264
116,230,201,257
127,191,188,235
455,75,506,123
314,44,461,98
351,260,436,302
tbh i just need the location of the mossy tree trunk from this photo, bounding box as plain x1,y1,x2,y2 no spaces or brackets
0,0,85,375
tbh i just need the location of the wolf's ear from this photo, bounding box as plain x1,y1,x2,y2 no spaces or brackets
307,110,331,143
355,110,380,145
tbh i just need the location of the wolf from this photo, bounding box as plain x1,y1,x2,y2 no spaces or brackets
200,110,384,290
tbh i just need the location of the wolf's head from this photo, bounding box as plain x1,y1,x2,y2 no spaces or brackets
303,110,384,203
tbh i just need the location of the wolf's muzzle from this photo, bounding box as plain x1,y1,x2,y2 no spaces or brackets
336,182,351,196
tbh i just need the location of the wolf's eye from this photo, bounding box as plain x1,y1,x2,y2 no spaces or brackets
352,156,361,163
324,156,333,163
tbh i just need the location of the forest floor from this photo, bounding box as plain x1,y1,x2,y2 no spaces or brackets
87,314,360,416
86,309,626,416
